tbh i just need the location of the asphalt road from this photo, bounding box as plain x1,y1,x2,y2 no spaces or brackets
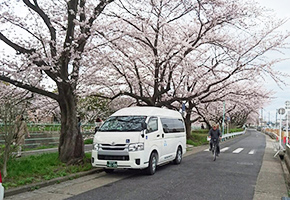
67,129,265,200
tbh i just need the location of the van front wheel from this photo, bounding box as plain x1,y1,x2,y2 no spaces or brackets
173,147,182,164
146,152,157,175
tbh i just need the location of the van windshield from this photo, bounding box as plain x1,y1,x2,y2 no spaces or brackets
99,116,147,132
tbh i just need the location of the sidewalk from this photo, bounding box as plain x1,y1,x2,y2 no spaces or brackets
253,135,288,200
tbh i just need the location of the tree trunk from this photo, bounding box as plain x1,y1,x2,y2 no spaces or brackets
2,140,10,178
185,112,192,139
58,84,84,164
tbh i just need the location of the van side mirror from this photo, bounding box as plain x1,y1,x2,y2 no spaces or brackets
141,122,147,130
95,126,99,133
141,122,147,138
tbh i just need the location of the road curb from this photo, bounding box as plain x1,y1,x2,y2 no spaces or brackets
5,168,103,197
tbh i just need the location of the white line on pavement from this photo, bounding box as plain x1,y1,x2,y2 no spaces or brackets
248,150,255,155
233,148,244,154
220,147,229,152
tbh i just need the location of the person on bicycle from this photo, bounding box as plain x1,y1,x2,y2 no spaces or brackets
208,124,222,155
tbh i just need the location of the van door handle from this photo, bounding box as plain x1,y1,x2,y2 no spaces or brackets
157,134,160,137
162,134,164,138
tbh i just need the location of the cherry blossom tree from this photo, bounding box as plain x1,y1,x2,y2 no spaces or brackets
1,0,289,163
84,0,289,137
193,83,272,129
0,0,114,164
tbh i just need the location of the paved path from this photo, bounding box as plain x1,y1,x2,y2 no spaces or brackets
253,135,288,199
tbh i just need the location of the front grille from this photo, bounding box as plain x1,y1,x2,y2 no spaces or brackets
98,155,129,161
102,147,125,151
100,144,127,151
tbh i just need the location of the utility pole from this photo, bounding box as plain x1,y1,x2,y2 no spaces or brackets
268,112,270,126
222,101,225,136
285,101,290,145
276,109,278,128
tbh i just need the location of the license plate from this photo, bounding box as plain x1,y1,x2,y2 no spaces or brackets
107,161,117,168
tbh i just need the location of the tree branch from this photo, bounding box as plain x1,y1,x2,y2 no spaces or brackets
0,75,58,101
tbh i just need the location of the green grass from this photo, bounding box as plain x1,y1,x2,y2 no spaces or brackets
23,144,58,151
84,138,93,144
187,129,209,146
187,128,244,147
2,152,92,189
228,128,244,133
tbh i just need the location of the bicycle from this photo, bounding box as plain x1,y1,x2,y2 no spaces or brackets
211,138,220,161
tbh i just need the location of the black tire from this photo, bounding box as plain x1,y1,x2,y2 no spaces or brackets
213,145,216,161
173,146,182,164
146,152,158,175
104,168,114,174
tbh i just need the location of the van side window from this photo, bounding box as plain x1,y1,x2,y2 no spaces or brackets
161,118,185,133
147,117,158,133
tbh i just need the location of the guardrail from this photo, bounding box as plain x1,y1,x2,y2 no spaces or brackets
207,130,246,141
222,131,245,139
0,129,95,148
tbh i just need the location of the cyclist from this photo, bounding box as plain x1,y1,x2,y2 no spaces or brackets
208,124,222,155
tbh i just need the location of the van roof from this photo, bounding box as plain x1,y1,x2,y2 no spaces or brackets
111,106,183,119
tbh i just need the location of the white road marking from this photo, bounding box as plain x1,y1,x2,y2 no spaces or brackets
248,150,255,155
233,148,244,154
237,162,254,165
220,147,230,152
205,147,254,155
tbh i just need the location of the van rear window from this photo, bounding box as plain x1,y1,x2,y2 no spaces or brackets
161,118,185,133
99,116,146,132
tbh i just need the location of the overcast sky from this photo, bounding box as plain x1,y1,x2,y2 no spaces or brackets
254,0,290,121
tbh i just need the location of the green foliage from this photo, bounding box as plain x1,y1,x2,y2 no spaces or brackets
84,138,93,144
187,131,209,146
26,124,61,132
228,128,244,133
2,152,92,189
187,127,243,147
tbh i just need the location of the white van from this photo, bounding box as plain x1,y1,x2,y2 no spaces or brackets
91,106,186,175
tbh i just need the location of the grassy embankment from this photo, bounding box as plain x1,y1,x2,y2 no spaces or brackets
187,128,244,146
2,153,92,189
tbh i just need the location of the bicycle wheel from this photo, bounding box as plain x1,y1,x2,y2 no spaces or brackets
213,144,216,161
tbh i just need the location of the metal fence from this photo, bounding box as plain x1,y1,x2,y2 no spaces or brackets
0,123,96,148
207,130,246,141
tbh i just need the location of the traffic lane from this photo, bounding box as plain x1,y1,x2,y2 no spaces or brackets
67,156,261,200
67,131,265,200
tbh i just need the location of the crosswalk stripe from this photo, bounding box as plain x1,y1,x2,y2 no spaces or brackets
248,150,255,155
233,148,244,154
220,147,229,152
204,147,255,155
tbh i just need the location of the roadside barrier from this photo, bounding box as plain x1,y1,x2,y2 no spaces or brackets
207,130,245,141
222,131,245,139
0,123,95,148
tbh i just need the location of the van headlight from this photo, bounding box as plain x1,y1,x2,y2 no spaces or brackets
128,143,144,151
93,143,100,151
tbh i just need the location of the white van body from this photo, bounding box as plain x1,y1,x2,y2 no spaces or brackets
91,106,186,174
